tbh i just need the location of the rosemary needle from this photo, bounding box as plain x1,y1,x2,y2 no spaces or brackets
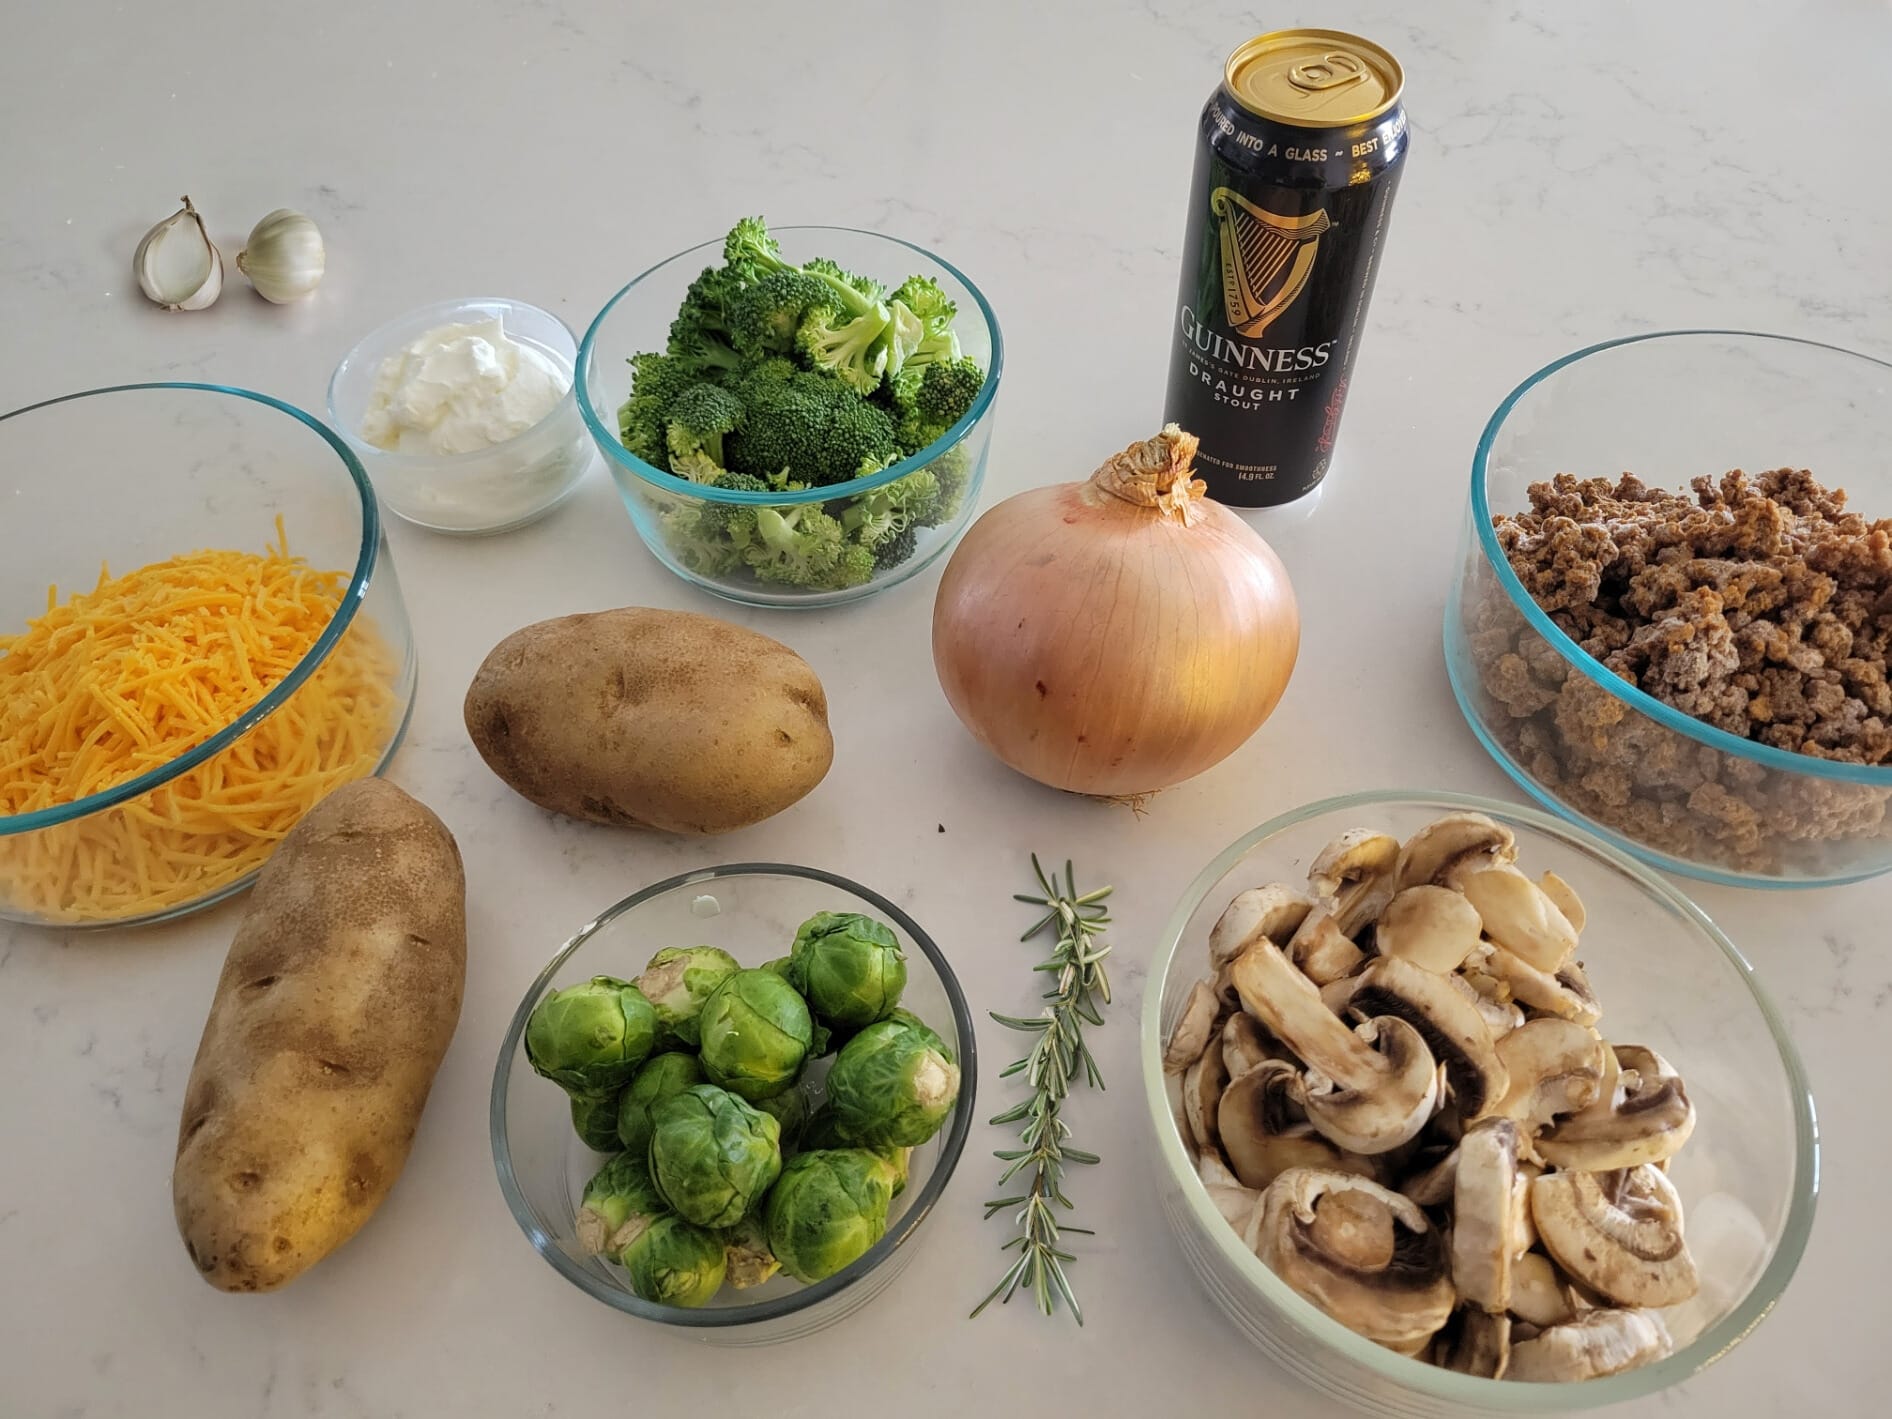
971,855,1113,1325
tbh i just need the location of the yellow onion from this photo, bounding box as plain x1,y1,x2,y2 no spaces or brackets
932,424,1299,796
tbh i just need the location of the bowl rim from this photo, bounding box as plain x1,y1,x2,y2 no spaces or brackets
326,295,581,467
574,224,1004,508
0,381,380,837
1471,327,1892,787
490,861,979,1328
1139,788,1821,1409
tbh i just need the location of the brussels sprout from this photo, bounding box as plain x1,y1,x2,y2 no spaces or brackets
802,1108,908,1192
648,1084,783,1228
571,1090,626,1152
764,1148,896,1282
787,911,908,1030
615,1051,706,1158
524,975,658,1094
754,1082,810,1150
621,1214,727,1307
721,1214,782,1290
887,1007,956,1065
575,1152,668,1257
697,969,813,1101
637,945,740,1049
760,955,794,982
824,1016,961,1148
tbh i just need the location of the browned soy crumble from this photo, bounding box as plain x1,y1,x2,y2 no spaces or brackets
1468,469,1892,873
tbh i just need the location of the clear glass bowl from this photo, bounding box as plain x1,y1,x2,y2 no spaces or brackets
0,383,416,929
577,227,1002,608
491,864,977,1343
1140,791,1818,1417
328,296,593,535
1445,330,1892,887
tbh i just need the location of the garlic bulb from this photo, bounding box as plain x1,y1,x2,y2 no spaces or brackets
236,208,326,303
134,197,223,311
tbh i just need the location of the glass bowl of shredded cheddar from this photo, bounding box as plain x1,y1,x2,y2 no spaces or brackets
0,383,417,928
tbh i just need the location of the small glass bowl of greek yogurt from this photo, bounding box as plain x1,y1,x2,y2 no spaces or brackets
329,297,593,535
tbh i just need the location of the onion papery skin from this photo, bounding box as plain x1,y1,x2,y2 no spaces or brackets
931,477,1299,796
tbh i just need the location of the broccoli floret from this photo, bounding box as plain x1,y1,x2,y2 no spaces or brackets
666,265,747,373
618,351,704,469
657,501,747,577
796,306,891,395
871,523,918,570
925,444,974,526
727,364,899,484
879,298,926,381
895,358,986,454
729,271,840,358
890,275,956,328
664,383,744,480
742,505,874,591
807,256,886,306
844,468,942,540
723,216,793,280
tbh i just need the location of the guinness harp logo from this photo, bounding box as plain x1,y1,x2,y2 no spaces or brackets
1211,187,1332,338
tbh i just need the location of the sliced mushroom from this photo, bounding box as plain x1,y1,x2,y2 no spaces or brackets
1231,934,1443,1155
1438,1308,1511,1378
1208,883,1315,969
1320,974,1363,1018
1163,978,1220,1073
1492,1019,1605,1131
1307,829,1399,936
1451,1117,1522,1312
1220,1010,1278,1080
1198,1150,1241,1189
1508,1251,1577,1328
1249,1168,1458,1355
1400,1145,1459,1208
1203,1182,1263,1232
1220,1059,1377,1190
1531,1165,1699,1308
1537,1045,1695,1171
1471,943,1602,1027
1513,1159,1543,1255
1538,870,1586,934
1506,1308,1673,1383
1300,1020,1443,1157
1181,1034,1230,1159
1448,971,1525,1039
1348,955,1508,1122
1287,905,1367,985
1375,885,1485,974
1452,864,1578,973
1395,812,1516,892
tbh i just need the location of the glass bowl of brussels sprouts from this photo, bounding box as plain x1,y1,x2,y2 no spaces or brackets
491,863,976,1342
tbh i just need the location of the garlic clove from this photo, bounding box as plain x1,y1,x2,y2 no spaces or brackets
236,208,325,303
134,197,223,311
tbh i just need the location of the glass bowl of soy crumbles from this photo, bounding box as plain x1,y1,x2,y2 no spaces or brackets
1445,330,1892,888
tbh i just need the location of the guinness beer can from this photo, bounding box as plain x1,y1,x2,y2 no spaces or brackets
1163,30,1408,505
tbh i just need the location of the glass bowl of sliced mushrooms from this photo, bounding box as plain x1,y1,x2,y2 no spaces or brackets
1140,791,1817,1416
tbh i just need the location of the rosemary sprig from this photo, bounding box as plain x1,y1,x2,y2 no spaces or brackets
971,855,1113,1325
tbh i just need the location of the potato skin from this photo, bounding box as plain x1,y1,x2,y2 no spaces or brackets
172,778,466,1293
463,608,833,834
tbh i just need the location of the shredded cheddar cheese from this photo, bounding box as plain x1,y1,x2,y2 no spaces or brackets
0,521,399,923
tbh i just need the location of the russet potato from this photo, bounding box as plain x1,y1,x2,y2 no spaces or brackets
172,779,466,1293
463,608,833,834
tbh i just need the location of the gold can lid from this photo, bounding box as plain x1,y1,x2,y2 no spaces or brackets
1224,29,1403,128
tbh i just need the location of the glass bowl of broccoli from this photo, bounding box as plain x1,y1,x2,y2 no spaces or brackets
490,863,976,1341
576,220,1003,607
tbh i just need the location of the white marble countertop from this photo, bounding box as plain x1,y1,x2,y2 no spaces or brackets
4,2,1890,1414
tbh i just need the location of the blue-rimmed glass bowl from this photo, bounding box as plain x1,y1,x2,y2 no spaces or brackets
578,227,1002,608
1445,331,1892,887
0,384,417,928
1143,791,1818,1416
491,864,976,1343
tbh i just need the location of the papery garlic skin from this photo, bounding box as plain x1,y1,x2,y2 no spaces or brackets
236,208,325,303
134,197,223,311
